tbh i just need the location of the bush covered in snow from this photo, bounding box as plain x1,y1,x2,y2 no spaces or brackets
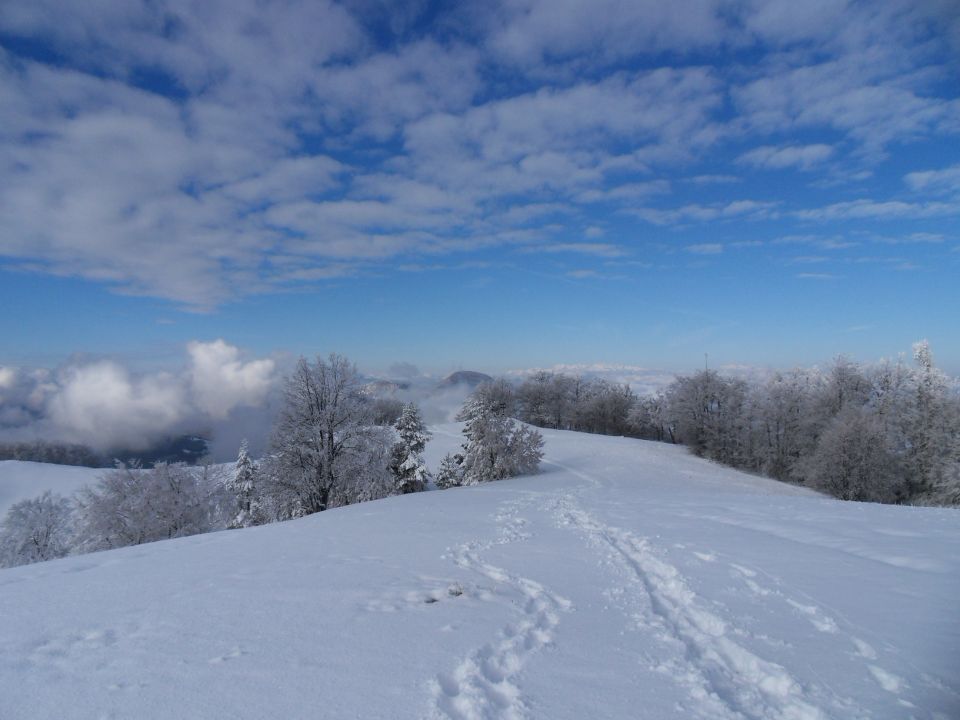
438,381,544,488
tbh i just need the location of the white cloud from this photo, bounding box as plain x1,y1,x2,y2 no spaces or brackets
0,341,278,451
47,362,188,450
402,68,723,195
904,164,960,195
0,0,955,309
743,0,850,46
633,200,778,225
687,243,723,255
485,0,731,66
187,340,277,419
794,199,960,221
521,242,625,258
738,144,834,171
732,57,959,157
687,174,740,184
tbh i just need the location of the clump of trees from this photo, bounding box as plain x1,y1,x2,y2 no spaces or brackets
73,462,231,552
515,372,634,435
437,380,544,488
640,343,960,504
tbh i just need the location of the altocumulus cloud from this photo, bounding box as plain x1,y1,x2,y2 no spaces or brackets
0,0,957,308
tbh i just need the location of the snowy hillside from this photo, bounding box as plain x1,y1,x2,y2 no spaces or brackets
0,461,100,516
1,427,957,720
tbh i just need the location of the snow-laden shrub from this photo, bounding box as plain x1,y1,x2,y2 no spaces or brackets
0,491,74,568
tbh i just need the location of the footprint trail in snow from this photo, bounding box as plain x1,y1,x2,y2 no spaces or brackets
544,458,869,720
431,498,571,720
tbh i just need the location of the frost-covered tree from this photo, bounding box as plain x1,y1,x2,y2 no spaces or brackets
224,439,257,528
517,371,558,428
0,491,74,568
665,370,749,466
370,397,405,426
74,462,218,552
262,353,396,517
749,370,818,481
334,425,397,505
805,406,903,502
575,379,635,436
390,403,431,494
435,452,465,489
903,340,952,497
628,392,668,441
454,383,544,485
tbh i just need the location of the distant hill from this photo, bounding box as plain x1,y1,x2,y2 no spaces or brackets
438,370,492,388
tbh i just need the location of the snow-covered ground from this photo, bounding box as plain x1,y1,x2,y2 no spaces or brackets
1,426,957,719
0,460,100,516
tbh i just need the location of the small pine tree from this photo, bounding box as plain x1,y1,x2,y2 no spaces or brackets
454,382,544,485
435,452,465,489
391,404,431,494
226,439,257,528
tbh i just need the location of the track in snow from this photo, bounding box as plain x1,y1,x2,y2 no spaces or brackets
430,498,572,720
544,458,864,720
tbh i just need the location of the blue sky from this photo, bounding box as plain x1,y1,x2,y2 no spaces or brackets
1,0,959,378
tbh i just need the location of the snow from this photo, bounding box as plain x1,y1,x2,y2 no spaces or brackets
1,426,958,719
0,460,100,516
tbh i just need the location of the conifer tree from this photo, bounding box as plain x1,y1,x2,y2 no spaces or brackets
454,381,544,485
435,452,464,489
226,439,257,528
390,404,431,494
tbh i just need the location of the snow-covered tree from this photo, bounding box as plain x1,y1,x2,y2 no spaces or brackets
805,406,903,502
904,340,952,497
435,452,465,489
335,425,397,504
224,439,257,528
454,383,544,485
664,370,749,466
0,491,74,568
749,369,818,481
74,462,217,552
262,353,396,516
390,403,431,494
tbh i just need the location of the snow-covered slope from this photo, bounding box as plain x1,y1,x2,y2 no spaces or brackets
0,460,100,516
1,427,957,720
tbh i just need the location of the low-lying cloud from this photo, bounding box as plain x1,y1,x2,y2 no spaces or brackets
0,340,278,456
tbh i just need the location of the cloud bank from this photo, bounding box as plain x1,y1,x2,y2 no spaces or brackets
0,341,278,454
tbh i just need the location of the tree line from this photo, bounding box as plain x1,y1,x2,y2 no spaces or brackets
508,341,959,506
